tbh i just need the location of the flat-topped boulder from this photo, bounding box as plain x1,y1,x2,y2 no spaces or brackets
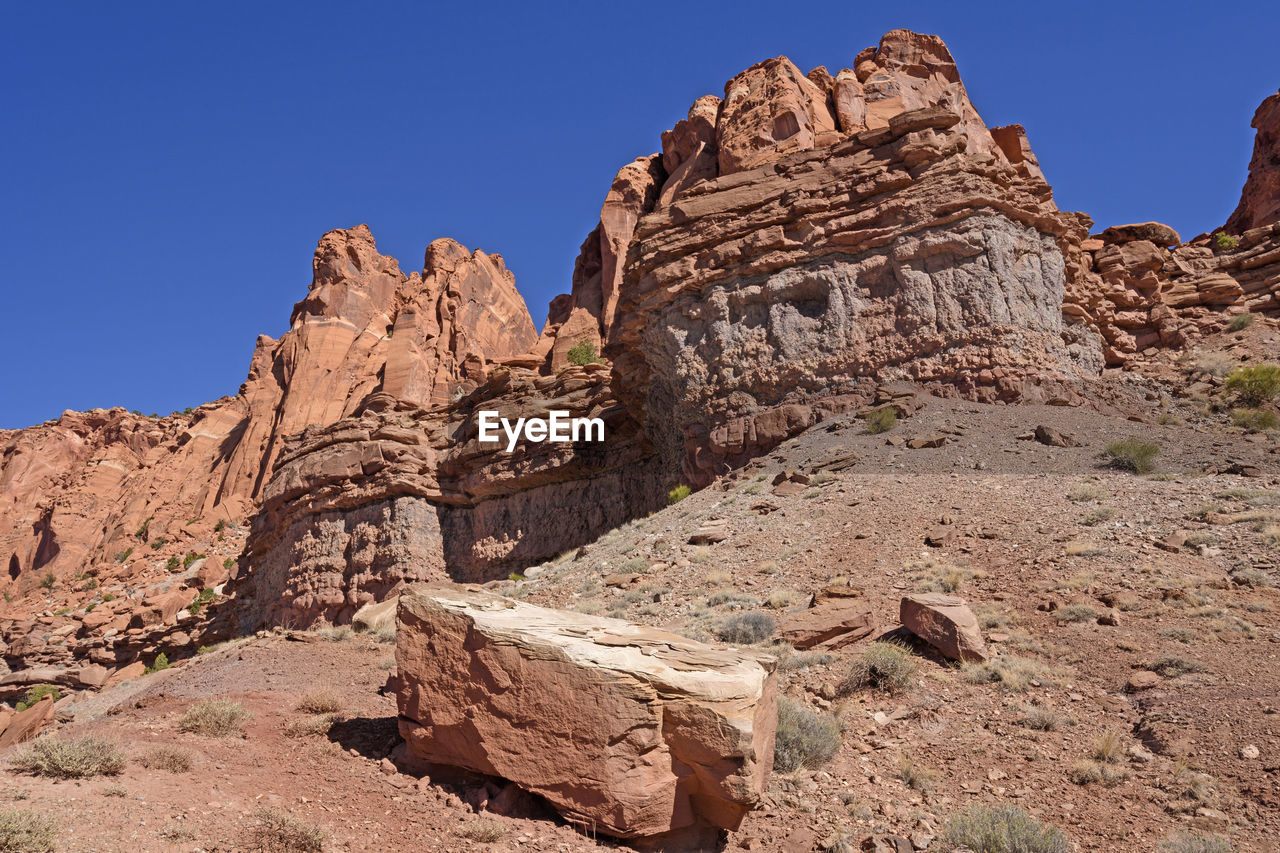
394,583,777,845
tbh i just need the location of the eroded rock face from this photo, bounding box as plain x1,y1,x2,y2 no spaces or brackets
395,584,777,843
0,227,536,607
1225,91,1280,234
233,366,663,628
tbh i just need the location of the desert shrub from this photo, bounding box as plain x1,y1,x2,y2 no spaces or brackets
317,627,350,642
37,573,55,590
864,407,897,434
1231,407,1279,432
667,484,691,504
182,551,205,570
1068,758,1127,786
164,556,181,573
1224,364,1280,406
1150,655,1207,677
1213,231,1240,250
223,556,236,571
114,547,133,564
1160,833,1233,853
149,537,167,550
284,714,340,739
1227,313,1255,332
1022,706,1067,731
714,612,775,645
1092,729,1125,763
14,685,59,712
773,696,840,771
0,807,58,853
841,640,917,694
239,807,326,852
1053,604,1098,624
373,624,396,644
144,652,170,674
1080,506,1114,526
962,656,1048,692
944,803,1069,853
765,589,806,610
457,817,507,842
178,699,248,737
137,745,193,773
1103,437,1159,474
10,735,126,779
896,752,939,793
187,587,217,616
1067,484,1106,502
565,339,601,366
296,692,343,715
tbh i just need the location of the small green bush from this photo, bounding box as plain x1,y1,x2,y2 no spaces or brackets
144,652,170,674
1231,407,1279,432
1225,364,1280,406
773,696,841,771
14,685,60,713
1103,437,1159,474
0,807,58,853
178,700,249,737
864,407,898,434
10,735,126,779
182,551,205,570
224,556,236,571
113,547,132,563
667,484,691,504
165,556,181,573
841,640,917,694
149,537,167,550
1212,231,1240,250
37,573,55,590
714,612,776,645
944,803,1070,853
566,339,601,366
1227,313,1255,332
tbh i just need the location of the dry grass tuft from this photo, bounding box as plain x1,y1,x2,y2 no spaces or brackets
0,807,59,853
10,735,126,779
178,699,249,737
137,745,194,774
239,807,326,852
296,692,343,715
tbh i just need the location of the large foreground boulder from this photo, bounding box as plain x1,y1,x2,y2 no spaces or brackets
395,584,777,845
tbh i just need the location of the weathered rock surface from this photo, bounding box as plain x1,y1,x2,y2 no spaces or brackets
1,227,535,607
395,584,777,843
777,601,878,650
1225,90,1280,234
900,593,987,662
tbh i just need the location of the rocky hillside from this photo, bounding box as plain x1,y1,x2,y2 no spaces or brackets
0,27,1277,852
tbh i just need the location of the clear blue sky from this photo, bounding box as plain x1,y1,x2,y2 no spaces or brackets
2,1,1276,428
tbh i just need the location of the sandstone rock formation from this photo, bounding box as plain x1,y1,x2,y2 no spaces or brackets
1225,90,1280,234
900,593,987,662
3,30,1279,672
395,584,776,844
